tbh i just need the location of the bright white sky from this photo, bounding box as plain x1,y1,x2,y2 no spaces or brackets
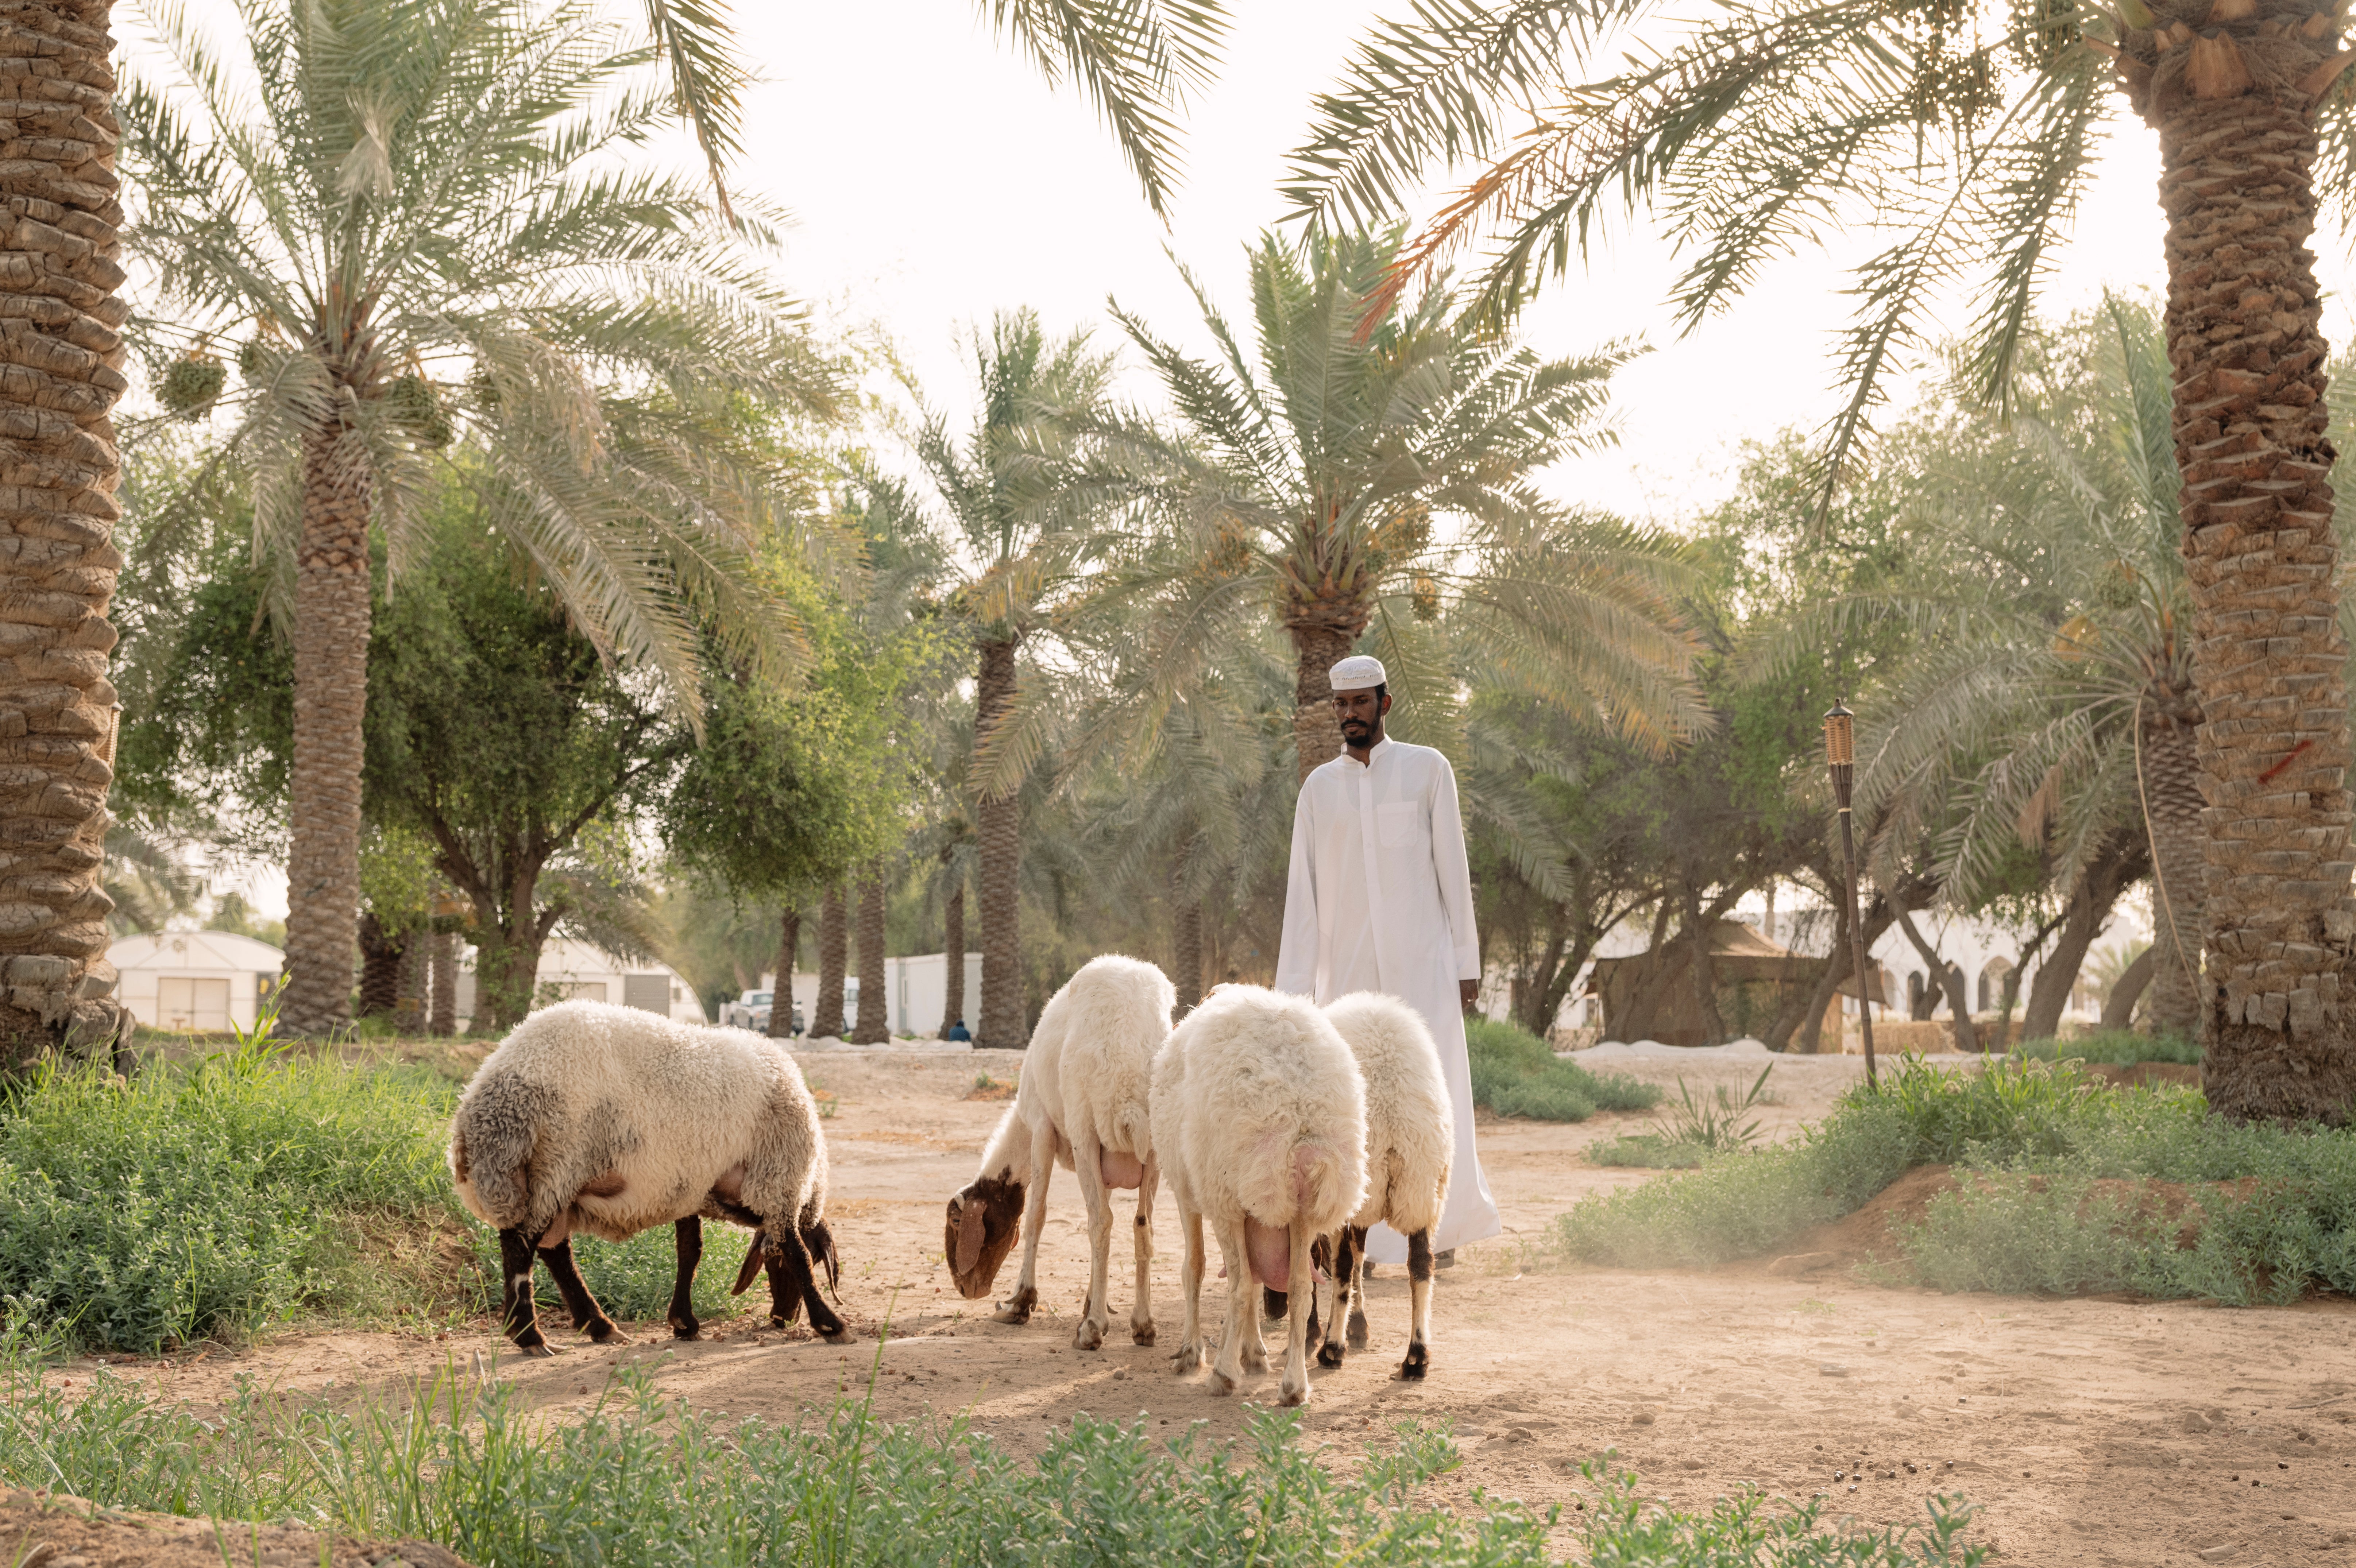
145,0,2356,918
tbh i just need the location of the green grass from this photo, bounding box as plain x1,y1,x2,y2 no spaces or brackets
2011,1028,2201,1065
0,1047,744,1350
0,1327,1985,1567
1465,1018,1660,1122
1557,1054,2356,1304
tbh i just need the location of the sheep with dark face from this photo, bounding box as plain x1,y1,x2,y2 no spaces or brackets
449,1000,849,1354
943,953,1173,1350
1316,991,1453,1379
1150,984,1366,1407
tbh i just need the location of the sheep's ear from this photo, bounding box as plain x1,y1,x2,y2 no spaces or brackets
731,1230,766,1296
955,1204,987,1276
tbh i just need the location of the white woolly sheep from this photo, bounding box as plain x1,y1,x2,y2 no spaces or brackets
944,953,1174,1350
449,999,848,1355
1316,991,1453,1379
1149,984,1366,1407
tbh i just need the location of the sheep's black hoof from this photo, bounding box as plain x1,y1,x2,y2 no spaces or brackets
1398,1343,1428,1380
515,1340,558,1358
1317,1340,1345,1369
820,1325,856,1344
1132,1321,1156,1347
585,1320,632,1345
668,1315,701,1341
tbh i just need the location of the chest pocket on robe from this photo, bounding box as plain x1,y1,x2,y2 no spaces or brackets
1375,800,1426,849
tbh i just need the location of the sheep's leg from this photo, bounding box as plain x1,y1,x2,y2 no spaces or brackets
1262,1284,1287,1324
1277,1218,1314,1408
1208,1215,1256,1395
1318,1227,1356,1370
1129,1159,1157,1347
1070,1129,1113,1351
667,1216,702,1340
497,1228,554,1356
994,1122,1056,1325
1303,1234,1325,1355
538,1238,630,1344
1171,1205,1205,1374
766,1222,853,1342
1347,1226,1371,1350
1401,1228,1433,1379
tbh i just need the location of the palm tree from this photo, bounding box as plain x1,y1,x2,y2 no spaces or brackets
1099,229,1706,785
1847,300,2201,1039
916,311,1124,1050
1287,0,2356,1119
120,0,842,1034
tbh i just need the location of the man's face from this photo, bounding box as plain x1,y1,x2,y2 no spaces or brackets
1334,687,1387,747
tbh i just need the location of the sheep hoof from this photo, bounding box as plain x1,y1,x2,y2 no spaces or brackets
1170,1344,1201,1373
516,1341,558,1358
1317,1341,1344,1370
1131,1321,1156,1347
1240,1342,1267,1374
1209,1368,1237,1395
668,1316,701,1341
821,1325,857,1344
992,1305,1032,1326
1073,1319,1104,1351
585,1321,632,1345
1398,1344,1429,1380
1277,1382,1308,1408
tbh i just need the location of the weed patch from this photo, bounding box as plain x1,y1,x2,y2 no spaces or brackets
0,1330,1984,1567
2013,1028,2200,1066
1466,1018,1659,1122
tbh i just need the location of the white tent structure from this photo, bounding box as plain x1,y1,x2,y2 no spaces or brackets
455,936,705,1030
109,931,284,1033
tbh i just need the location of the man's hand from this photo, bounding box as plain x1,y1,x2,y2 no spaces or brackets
1460,978,1479,1011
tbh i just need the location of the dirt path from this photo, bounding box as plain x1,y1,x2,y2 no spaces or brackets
82,1050,2356,1566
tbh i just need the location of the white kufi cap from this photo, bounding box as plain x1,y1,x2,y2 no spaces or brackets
1329,655,1387,692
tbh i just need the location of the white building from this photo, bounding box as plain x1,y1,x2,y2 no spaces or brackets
109,930,283,1033
456,936,706,1030
769,952,984,1038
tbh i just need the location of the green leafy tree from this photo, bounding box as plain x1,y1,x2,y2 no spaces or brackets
119,0,842,1035
1096,228,1707,786
1288,0,2356,1119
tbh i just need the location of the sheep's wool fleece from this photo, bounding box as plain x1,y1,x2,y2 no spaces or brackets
1322,992,1453,1236
450,1000,828,1244
1149,985,1367,1236
980,953,1172,1183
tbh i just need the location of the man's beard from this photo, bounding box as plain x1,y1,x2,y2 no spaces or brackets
1340,719,1374,744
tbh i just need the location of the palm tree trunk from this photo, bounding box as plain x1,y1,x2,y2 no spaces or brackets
427,929,456,1037
851,866,888,1044
768,906,799,1039
2139,719,2207,1042
2140,62,2356,1119
1173,888,1202,1017
1287,620,1362,782
940,875,965,1038
356,911,400,1017
812,881,846,1038
974,637,1024,1049
279,419,372,1035
0,0,132,1071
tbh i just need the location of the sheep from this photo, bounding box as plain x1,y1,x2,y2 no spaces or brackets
449,999,849,1355
1150,984,1366,1407
943,953,1173,1350
1315,991,1453,1379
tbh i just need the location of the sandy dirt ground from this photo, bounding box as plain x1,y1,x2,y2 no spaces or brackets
64,1048,2356,1566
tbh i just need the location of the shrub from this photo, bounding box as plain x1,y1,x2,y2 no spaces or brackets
0,1330,1985,1567
2012,1029,2201,1065
1465,1018,1659,1122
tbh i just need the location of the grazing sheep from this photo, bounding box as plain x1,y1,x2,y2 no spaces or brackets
449,1000,848,1355
1150,984,1366,1406
1317,991,1453,1379
943,954,1173,1350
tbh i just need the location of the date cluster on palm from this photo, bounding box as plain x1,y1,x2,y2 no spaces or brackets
0,0,127,1069
2099,0,2356,1116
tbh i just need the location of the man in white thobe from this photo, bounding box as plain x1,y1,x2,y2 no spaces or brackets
1273,655,1500,1268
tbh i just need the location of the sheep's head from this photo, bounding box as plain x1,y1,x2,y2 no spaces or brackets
944,1173,1023,1298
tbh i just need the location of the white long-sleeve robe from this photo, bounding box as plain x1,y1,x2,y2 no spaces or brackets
1273,737,1500,1261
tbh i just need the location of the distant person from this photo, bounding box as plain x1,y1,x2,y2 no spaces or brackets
1275,655,1499,1271
944,1018,972,1042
